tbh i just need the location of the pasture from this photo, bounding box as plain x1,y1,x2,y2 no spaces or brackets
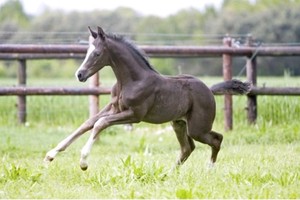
0,77,300,198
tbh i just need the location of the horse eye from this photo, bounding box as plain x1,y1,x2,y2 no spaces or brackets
94,51,100,57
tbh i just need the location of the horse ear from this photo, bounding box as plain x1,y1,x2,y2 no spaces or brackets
97,26,106,41
88,26,97,39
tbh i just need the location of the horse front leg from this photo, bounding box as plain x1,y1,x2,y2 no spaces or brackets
44,103,113,164
79,109,139,170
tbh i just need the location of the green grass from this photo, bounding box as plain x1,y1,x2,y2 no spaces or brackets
0,77,300,198
1,125,299,198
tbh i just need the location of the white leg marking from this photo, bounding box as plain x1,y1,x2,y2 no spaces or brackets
44,149,58,161
80,118,107,170
44,133,76,160
44,126,90,163
208,160,215,169
80,136,94,170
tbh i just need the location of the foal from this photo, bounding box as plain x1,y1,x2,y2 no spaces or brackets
44,27,250,170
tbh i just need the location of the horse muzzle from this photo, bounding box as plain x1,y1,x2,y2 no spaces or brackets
75,70,88,82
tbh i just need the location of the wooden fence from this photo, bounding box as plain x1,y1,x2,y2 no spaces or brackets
1,39,300,130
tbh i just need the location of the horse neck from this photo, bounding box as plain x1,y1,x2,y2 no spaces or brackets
107,40,158,86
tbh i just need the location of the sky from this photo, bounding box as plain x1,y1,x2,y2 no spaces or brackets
0,0,223,17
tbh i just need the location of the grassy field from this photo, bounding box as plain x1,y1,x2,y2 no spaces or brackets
0,77,300,198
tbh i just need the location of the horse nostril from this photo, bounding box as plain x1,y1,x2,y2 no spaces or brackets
77,72,82,79
76,70,87,82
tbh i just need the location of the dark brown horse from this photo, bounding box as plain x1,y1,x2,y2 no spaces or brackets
44,27,250,170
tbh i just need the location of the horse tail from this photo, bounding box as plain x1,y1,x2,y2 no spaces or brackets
210,79,251,95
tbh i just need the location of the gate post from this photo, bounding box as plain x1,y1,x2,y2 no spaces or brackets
222,37,233,131
17,59,27,124
246,36,257,124
89,72,99,118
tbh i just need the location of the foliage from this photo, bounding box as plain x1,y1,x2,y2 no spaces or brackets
0,0,29,28
0,0,29,43
207,0,300,76
1,0,300,77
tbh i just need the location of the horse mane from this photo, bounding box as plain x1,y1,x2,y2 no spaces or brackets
107,34,158,73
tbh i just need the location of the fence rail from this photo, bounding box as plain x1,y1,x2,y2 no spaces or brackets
1,41,300,129
1,86,300,96
0,86,111,95
1,44,300,58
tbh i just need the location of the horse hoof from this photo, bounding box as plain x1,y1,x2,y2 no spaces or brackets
80,164,88,171
80,161,88,171
44,155,54,162
43,156,54,169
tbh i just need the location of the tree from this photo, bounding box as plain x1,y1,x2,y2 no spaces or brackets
2,0,300,76
0,0,30,43
204,0,300,76
0,0,29,27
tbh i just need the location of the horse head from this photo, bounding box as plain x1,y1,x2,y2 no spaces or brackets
75,26,110,82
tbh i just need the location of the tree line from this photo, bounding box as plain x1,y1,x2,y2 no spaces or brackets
1,0,300,77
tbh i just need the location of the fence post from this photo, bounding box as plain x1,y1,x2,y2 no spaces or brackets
17,59,27,124
222,36,233,131
246,36,257,124
89,72,99,118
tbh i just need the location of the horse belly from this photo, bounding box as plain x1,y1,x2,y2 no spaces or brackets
142,93,190,124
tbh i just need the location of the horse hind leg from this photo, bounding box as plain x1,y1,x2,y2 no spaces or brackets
208,131,223,166
187,119,223,166
171,120,195,166
192,130,223,166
